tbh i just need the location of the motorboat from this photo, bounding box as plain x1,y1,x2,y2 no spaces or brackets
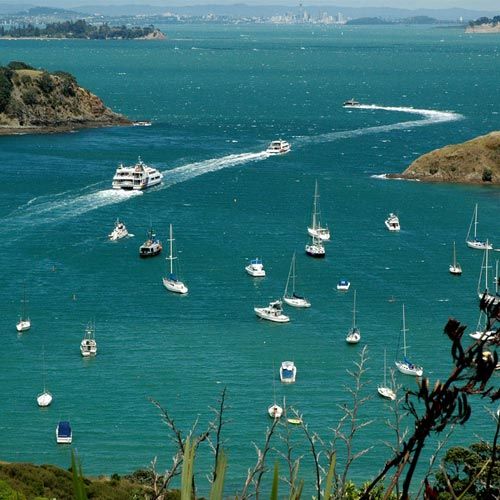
307,180,330,241
377,349,396,401
162,224,188,294
266,139,291,155
56,421,72,444
337,279,350,291
345,290,361,344
395,305,423,376
280,361,297,383
385,213,400,232
268,403,283,419
283,253,310,308
139,227,162,258
112,157,163,190
80,322,97,357
466,203,493,250
449,241,462,275
254,300,290,323
305,237,325,258
245,258,266,277
108,218,129,241
16,285,31,332
343,98,361,107
132,121,152,127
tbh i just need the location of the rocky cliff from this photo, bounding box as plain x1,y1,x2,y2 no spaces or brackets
0,63,130,135
400,131,500,185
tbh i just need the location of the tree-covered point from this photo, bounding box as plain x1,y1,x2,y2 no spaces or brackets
0,19,160,39
469,15,500,26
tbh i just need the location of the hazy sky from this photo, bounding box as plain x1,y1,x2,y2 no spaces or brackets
1,0,498,9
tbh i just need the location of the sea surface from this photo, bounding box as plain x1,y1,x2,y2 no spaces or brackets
0,25,499,495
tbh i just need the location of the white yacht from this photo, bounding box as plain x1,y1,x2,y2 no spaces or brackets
37,348,52,407
266,139,291,155
268,403,283,419
112,157,163,190
245,258,266,277
449,241,462,275
395,305,423,377
469,311,496,342
80,322,97,357
108,219,129,241
385,213,401,232
466,203,493,250
254,300,290,323
280,361,297,383
378,349,396,401
307,180,330,241
336,279,350,291
283,253,310,308
345,290,361,344
305,237,325,258
162,224,188,295
477,245,499,305
16,286,30,332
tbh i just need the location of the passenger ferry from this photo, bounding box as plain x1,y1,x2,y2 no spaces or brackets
112,157,163,190
266,139,291,155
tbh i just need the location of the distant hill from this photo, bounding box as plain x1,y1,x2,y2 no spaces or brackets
0,62,130,135
399,132,500,185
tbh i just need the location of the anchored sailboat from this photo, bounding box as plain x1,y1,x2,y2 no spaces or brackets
283,253,310,308
378,349,396,400
477,243,499,305
466,204,492,250
307,180,330,241
16,285,31,332
162,224,188,295
37,346,53,407
395,305,423,377
449,241,462,275
345,290,361,344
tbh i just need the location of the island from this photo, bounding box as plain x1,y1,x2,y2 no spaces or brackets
465,16,500,33
0,19,166,40
397,131,500,185
0,61,130,135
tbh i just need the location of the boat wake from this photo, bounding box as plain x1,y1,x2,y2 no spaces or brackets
295,104,463,146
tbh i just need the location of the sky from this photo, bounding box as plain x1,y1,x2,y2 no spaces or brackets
0,0,498,10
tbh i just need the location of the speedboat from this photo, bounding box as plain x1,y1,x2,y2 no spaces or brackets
245,258,266,277
80,322,97,357
56,421,72,444
268,403,283,419
343,98,360,107
139,228,162,258
385,213,401,232
280,361,297,383
108,219,128,241
254,300,290,323
132,121,152,127
112,157,163,190
305,237,325,258
337,279,350,291
266,139,291,155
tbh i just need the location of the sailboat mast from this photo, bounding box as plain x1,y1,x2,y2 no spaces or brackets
383,348,387,386
402,304,407,357
474,203,478,240
352,290,357,328
168,224,176,275
284,254,293,297
311,180,319,229
453,241,456,267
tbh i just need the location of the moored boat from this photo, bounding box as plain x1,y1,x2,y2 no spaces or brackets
305,237,325,258
395,305,423,377
378,349,396,400
112,157,163,190
283,253,310,308
280,361,297,383
245,258,266,277
337,279,350,291
345,290,361,344
16,285,31,332
56,421,72,444
254,300,290,323
139,227,162,258
162,224,188,294
307,180,330,241
268,403,283,419
449,241,462,275
80,322,97,357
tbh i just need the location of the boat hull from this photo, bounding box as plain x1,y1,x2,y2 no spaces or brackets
395,360,423,377
16,320,31,332
305,246,325,258
467,240,493,250
268,404,283,419
37,392,53,407
163,278,188,294
139,246,162,258
377,386,396,401
449,265,462,275
283,296,310,308
245,265,265,277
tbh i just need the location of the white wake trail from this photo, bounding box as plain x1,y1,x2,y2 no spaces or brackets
295,104,463,146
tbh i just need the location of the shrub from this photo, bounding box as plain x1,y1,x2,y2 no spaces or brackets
7,61,34,70
429,166,438,175
482,168,493,182
0,67,13,113
37,71,54,94
22,88,38,105
20,75,32,85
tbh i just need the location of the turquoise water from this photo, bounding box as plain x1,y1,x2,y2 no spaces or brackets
0,25,499,494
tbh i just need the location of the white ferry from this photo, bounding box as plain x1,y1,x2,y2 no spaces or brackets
266,139,291,155
112,157,163,190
